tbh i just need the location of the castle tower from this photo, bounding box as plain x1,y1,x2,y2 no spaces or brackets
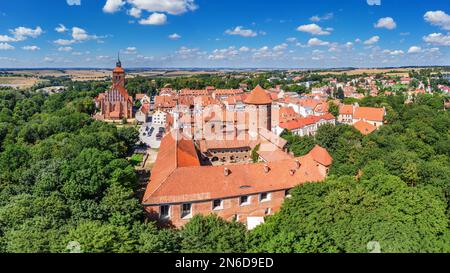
244,85,273,134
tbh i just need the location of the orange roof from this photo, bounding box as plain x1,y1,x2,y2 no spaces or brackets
353,120,377,135
244,85,272,105
155,95,176,108
309,145,333,167
113,66,125,73
353,107,385,122
279,114,335,130
339,104,354,115
177,138,201,167
142,133,332,205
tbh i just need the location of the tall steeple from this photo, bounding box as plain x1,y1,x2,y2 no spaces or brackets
116,52,122,68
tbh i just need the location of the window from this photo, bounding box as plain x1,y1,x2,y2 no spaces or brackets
285,189,292,198
181,203,192,219
260,192,271,202
160,205,170,219
240,195,251,206
265,208,272,215
212,199,223,210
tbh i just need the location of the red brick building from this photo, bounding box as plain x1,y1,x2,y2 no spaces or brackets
94,58,133,120
142,131,333,228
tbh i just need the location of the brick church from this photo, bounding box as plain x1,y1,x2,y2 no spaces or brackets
94,57,133,120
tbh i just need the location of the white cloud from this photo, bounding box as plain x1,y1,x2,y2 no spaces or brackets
67,0,81,6
1,26,43,42
54,39,75,46
22,45,40,51
310,13,333,22
104,0,197,16
367,0,381,6
297,23,331,35
407,46,422,53
168,33,181,40
128,7,142,18
286,37,297,43
126,0,197,15
58,46,73,52
0,43,14,50
239,46,250,52
53,27,103,45
424,10,450,30
72,27,90,41
307,38,329,46
374,17,396,30
383,49,404,56
364,35,380,45
208,46,239,61
0,35,17,42
225,26,257,37
423,33,450,46
103,0,125,13
123,46,137,54
44,57,54,62
345,42,354,49
273,43,288,51
55,24,68,33
139,13,167,25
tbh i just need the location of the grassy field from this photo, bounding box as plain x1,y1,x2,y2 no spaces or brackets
316,68,422,77
0,76,47,89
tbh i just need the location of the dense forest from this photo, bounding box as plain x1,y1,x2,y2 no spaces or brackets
0,80,449,253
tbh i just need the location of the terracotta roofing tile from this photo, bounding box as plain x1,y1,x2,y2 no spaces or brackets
353,107,385,122
309,145,333,167
353,120,377,135
142,132,333,205
244,85,273,105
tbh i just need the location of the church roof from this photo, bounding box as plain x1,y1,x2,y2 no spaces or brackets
244,85,272,105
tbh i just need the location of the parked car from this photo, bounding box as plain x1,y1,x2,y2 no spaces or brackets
156,132,163,140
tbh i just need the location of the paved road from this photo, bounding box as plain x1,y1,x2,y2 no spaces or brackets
139,123,164,149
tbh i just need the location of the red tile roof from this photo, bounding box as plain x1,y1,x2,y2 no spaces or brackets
244,85,272,105
353,107,385,122
309,145,333,167
142,132,332,205
353,120,377,135
279,114,335,130
339,104,354,115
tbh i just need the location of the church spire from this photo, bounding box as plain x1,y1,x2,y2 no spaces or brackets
116,52,122,68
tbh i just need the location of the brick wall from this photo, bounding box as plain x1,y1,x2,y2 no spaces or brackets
145,189,289,228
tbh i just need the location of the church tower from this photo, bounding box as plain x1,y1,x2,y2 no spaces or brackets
112,53,125,87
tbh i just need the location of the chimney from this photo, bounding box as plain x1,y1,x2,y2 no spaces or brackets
295,160,301,169
224,168,230,177
264,164,270,173
290,169,296,176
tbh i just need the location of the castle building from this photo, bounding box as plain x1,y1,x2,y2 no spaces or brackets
94,58,133,120
142,131,332,229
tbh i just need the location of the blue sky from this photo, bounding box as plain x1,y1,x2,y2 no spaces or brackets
0,0,449,68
